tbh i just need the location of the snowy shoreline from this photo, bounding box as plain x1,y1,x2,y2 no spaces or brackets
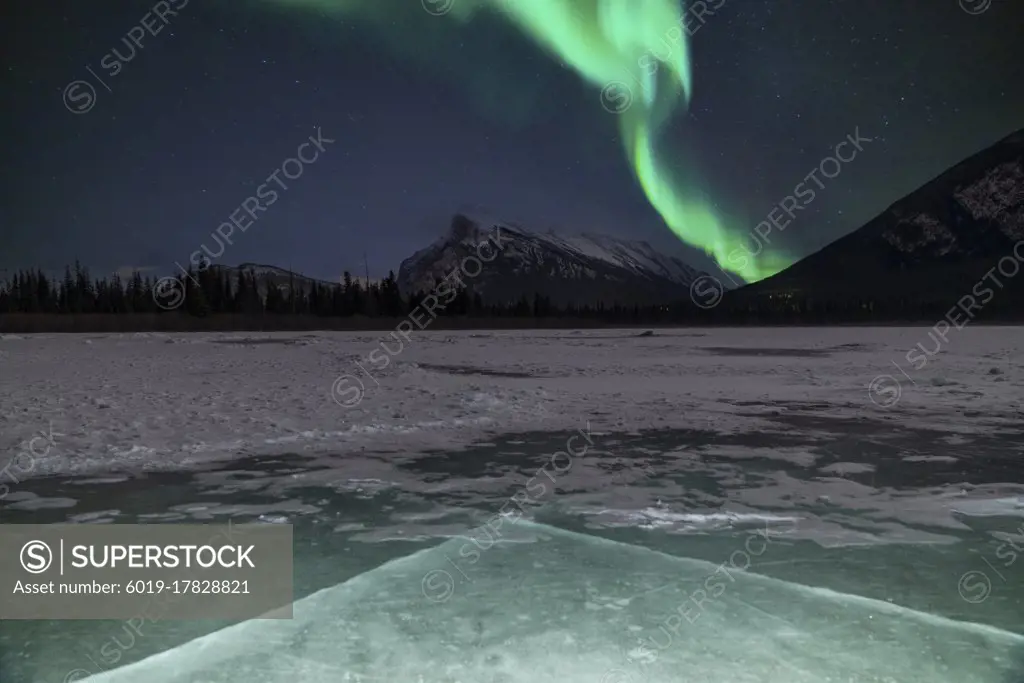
6,321,1024,337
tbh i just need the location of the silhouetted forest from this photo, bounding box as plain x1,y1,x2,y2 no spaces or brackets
0,263,552,320
2,262,1024,333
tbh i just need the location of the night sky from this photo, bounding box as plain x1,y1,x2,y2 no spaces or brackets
3,0,1023,282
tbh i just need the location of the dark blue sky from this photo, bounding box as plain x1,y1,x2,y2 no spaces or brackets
3,0,1023,281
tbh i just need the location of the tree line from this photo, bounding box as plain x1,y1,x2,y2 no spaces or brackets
3,262,1024,331
0,263,564,320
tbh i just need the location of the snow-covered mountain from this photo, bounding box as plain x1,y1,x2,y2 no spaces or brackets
205,263,349,297
740,127,1024,300
397,212,706,306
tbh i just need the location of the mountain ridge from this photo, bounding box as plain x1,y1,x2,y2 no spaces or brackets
396,212,705,306
734,126,1024,301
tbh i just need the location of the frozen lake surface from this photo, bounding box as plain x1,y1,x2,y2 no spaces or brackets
1,328,1022,681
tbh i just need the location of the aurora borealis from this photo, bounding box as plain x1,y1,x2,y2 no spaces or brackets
254,0,792,282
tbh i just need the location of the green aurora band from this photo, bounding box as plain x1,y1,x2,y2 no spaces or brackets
257,0,794,282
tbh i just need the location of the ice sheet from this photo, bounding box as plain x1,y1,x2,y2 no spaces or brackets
80,521,1022,683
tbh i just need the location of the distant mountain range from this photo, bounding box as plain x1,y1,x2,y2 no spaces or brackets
197,224,706,308
193,126,1024,310
734,127,1024,302
203,263,339,295
397,212,705,306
